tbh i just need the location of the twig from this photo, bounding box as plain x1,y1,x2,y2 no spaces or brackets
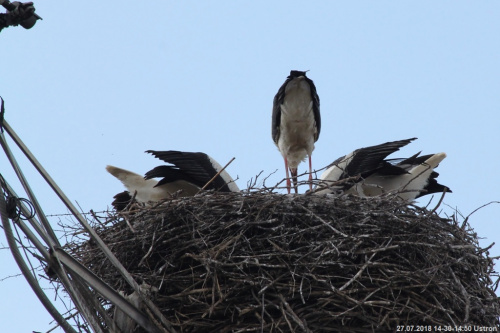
429,188,447,216
198,157,236,193
339,251,377,291
298,204,349,238
278,294,312,333
138,230,156,267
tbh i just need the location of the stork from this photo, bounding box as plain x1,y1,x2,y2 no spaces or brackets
106,150,239,210
272,70,321,194
106,166,170,210
315,138,451,201
145,150,239,193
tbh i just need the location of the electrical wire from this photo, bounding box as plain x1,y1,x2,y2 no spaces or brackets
0,173,36,221
0,187,78,333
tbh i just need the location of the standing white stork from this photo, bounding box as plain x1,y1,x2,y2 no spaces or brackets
314,138,451,201
272,70,321,193
106,150,239,210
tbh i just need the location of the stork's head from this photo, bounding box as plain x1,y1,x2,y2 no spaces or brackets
289,70,309,79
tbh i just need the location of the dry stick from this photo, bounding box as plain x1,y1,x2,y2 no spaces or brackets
89,210,102,226
211,234,242,260
338,251,377,291
278,294,312,333
121,190,138,233
138,230,156,267
279,301,294,332
449,267,470,323
269,178,287,193
478,242,495,255
122,214,136,233
298,204,349,238
125,190,139,211
260,292,265,333
429,188,447,216
427,294,456,326
354,244,399,255
402,162,432,191
462,201,500,229
334,285,388,320
197,157,236,194
299,276,306,305
47,311,81,333
306,175,361,195
144,307,170,333
258,272,291,295
270,169,321,193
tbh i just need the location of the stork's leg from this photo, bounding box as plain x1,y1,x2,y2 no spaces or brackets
284,157,291,194
290,168,298,193
308,154,313,192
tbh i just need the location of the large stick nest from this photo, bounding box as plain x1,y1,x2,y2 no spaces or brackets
68,192,500,332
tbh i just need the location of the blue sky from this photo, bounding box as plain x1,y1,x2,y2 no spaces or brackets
1,2,499,331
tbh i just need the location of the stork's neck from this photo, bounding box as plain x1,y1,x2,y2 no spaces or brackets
282,77,312,118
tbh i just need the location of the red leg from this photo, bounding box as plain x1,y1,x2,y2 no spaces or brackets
308,155,313,192
290,168,298,193
284,157,291,194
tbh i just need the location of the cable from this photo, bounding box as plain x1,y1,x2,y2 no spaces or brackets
0,186,77,333
0,173,36,221
0,97,5,133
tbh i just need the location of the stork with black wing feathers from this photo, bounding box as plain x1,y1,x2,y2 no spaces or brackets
272,70,321,194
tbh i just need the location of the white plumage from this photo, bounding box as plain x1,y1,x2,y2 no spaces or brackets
106,150,239,210
106,165,176,202
344,153,448,201
315,138,451,201
272,70,321,193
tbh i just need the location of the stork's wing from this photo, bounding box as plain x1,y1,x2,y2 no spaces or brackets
417,170,451,198
393,152,452,198
331,138,417,180
393,153,433,168
271,77,289,144
146,150,235,192
144,165,203,188
305,76,321,141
